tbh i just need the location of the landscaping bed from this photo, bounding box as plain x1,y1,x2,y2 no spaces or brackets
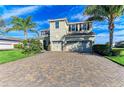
0,50,28,64
106,48,124,65
93,45,124,66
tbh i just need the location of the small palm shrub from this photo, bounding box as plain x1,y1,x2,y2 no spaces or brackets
21,39,43,55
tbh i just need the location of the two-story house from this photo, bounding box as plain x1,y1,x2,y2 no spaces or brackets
40,18,95,52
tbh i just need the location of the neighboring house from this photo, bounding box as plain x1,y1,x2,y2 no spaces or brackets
114,41,124,48
0,37,21,50
40,18,95,52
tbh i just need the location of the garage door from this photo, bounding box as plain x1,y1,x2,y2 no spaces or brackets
0,43,14,50
52,41,62,51
65,41,91,52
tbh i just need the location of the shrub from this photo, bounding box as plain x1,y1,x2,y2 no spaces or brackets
111,48,124,56
111,50,121,56
14,43,23,49
21,39,43,55
93,44,110,56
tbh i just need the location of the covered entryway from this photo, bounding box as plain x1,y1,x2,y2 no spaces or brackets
64,41,92,52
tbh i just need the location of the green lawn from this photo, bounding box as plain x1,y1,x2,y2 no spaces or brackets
106,48,124,65
0,50,28,64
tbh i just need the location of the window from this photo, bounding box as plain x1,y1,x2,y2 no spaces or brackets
69,25,71,31
76,24,78,31
80,24,83,31
88,23,92,30
83,24,87,30
55,21,59,28
72,24,76,31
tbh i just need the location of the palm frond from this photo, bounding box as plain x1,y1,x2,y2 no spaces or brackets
26,16,32,25
86,16,105,21
8,16,37,39
84,5,124,21
83,6,97,15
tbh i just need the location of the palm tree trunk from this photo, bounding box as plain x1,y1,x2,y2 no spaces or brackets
109,29,114,51
24,30,28,40
108,17,114,52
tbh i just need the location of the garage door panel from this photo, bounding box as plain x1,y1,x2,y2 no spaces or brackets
65,41,91,52
52,41,62,51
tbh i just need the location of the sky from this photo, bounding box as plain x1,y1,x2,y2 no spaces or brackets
0,5,124,44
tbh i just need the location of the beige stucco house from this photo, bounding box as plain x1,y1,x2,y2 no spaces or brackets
40,18,95,52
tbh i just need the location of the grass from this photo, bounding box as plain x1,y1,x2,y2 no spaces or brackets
106,48,124,65
0,50,28,64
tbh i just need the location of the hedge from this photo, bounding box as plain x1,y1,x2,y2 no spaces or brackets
92,44,110,56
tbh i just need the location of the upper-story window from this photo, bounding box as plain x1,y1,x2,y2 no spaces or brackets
69,25,71,31
72,24,76,31
55,21,59,28
88,23,92,30
76,24,78,31
80,24,84,31
83,24,87,30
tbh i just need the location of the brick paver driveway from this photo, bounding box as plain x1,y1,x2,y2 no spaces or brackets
0,52,124,87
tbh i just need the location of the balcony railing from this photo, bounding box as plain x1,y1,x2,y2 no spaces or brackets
68,22,92,33
40,30,50,38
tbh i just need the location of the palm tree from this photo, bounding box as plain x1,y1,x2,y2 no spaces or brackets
7,16,37,40
0,17,5,35
84,5,124,52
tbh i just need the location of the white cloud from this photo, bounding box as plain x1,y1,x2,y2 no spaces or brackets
71,13,89,21
115,16,124,23
35,20,48,26
93,24,108,30
97,33,108,37
115,24,124,29
96,30,124,44
1,6,42,19
114,30,124,36
97,30,124,37
93,23,124,30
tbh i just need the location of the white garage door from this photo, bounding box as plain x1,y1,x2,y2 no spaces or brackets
65,41,91,52
52,41,62,51
0,43,14,50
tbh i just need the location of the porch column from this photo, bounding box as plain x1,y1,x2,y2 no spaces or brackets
77,24,80,31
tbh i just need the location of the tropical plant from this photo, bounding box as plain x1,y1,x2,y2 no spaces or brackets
0,17,5,35
21,39,43,55
14,43,23,49
84,5,124,52
7,16,37,40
